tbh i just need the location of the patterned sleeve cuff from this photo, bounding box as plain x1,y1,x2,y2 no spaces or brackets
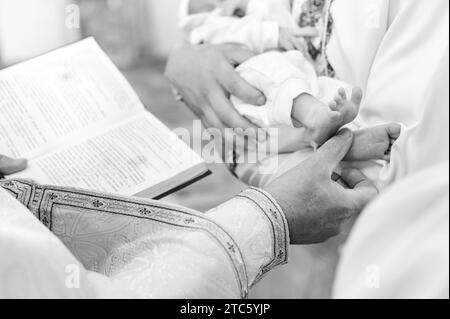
235,187,290,285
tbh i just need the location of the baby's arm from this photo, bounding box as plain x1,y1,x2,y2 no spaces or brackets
186,15,280,53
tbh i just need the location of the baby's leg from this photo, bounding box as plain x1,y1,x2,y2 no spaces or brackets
344,123,402,162
292,87,362,146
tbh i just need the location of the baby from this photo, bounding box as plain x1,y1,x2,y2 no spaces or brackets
232,50,401,162
179,0,401,178
179,0,314,53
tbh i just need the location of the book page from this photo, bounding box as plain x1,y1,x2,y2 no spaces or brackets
11,114,205,196
0,38,144,160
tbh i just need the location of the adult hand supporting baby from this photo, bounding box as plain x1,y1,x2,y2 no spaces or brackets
165,44,266,137
265,130,378,245
0,154,27,178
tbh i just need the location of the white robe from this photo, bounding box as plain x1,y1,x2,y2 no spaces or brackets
242,0,450,298
328,0,449,188
333,26,450,298
236,0,450,190
0,184,289,299
334,161,449,299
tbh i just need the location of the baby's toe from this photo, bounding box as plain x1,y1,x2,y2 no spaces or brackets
351,87,363,106
334,95,343,105
329,100,338,110
338,88,347,99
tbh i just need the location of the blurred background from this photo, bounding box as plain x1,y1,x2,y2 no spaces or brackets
0,0,343,299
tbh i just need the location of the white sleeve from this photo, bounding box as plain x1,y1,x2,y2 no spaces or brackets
0,187,100,298
0,180,289,299
206,187,290,288
233,51,320,127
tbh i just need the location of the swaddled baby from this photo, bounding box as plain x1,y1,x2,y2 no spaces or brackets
179,0,401,186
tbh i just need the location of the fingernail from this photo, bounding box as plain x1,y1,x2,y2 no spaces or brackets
257,96,266,105
339,129,353,139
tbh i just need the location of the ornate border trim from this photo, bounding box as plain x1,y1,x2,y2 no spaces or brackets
1,179,249,299
236,187,289,286
0,179,36,216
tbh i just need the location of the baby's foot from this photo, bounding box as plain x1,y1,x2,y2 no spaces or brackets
329,87,362,126
344,123,402,162
292,88,362,146
292,94,345,146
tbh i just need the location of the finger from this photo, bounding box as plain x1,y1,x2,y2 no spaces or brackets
315,129,354,172
220,44,256,65
298,40,309,55
202,105,226,130
219,64,266,106
208,89,259,138
341,168,373,189
291,37,305,51
283,39,295,51
200,107,241,161
291,27,320,38
341,168,379,210
180,90,212,123
0,155,28,175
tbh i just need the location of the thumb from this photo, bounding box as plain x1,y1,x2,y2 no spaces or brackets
315,129,354,174
0,155,28,175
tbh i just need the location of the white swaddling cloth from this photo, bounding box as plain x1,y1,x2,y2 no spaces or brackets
232,50,352,128
179,0,297,53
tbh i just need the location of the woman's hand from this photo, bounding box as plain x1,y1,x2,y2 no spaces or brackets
265,130,378,245
0,155,27,178
165,44,266,135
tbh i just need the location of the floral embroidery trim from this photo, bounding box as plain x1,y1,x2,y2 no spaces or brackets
295,0,336,77
236,187,290,286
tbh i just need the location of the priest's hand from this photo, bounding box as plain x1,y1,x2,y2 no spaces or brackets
265,130,379,245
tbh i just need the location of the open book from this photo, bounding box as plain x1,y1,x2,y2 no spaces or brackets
0,38,208,199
